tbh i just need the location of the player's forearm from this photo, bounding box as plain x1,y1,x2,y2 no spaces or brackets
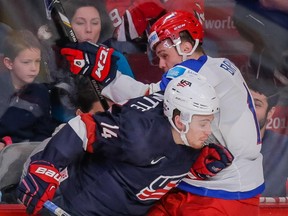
102,71,161,104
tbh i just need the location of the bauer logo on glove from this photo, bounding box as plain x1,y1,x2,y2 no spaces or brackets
17,161,61,215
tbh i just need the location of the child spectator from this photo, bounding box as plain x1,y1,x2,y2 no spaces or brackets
0,75,109,203
0,29,42,117
0,29,58,146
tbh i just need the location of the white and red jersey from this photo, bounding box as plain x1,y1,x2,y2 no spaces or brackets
174,56,264,199
105,0,204,41
102,55,264,199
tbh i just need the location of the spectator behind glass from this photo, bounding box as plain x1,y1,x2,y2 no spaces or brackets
0,29,42,117
40,0,134,124
247,78,280,139
247,78,288,197
0,29,58,148
62,0,113,44
62,0,134,78
0,75,109,204
42,0,134,82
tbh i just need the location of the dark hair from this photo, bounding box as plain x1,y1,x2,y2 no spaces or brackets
75,76,100,113
180,31,204,53
3,29,42,60
247,78,280,110
62,0,114,43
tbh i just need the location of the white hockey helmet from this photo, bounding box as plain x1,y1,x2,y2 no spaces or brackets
163,72,219,135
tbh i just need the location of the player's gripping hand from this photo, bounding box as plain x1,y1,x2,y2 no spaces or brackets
189,143,234,180
17,161,61,215
61,42,118,86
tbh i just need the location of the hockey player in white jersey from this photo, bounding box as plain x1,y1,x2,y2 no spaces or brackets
60,10,264,216
145,11,264,215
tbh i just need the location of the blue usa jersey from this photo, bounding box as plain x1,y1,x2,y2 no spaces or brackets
31,92,199,216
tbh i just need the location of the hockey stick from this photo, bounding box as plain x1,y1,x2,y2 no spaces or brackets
44,200,71,216
44,0,110,111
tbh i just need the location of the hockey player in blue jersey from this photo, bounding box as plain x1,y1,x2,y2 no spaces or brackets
17,74,233,216
59,10,264,216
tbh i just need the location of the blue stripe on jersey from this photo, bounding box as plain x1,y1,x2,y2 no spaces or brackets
244,83,262,144
179,55,208,72
159,55,208,91
177,181,265,200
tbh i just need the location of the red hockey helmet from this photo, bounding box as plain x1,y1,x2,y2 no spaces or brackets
148,10,204,51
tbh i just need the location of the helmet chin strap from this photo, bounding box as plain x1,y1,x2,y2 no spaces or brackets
180,131,190,147
169,119,190,147
180,122,190,147
175,39,200,62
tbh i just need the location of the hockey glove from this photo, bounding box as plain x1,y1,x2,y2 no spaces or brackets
17,160,61,215
61,42,118,87
189,143,234,180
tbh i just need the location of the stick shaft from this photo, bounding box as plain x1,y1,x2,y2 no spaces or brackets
44,200,71,216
